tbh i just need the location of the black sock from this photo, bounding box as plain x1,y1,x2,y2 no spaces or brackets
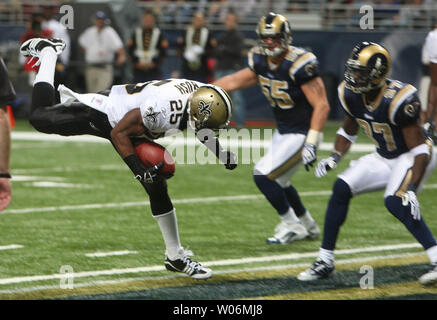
321,179,352,251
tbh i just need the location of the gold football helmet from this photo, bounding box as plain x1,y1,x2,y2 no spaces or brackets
256,12,292,57
344,42,391,93
188,85,233,131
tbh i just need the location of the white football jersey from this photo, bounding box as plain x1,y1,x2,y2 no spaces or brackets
106,79,204,138
424,29,437,64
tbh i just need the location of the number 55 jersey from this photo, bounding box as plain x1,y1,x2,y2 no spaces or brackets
338,79,423,159
248,45,319,135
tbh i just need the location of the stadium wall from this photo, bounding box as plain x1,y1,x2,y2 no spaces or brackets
0,26,428,121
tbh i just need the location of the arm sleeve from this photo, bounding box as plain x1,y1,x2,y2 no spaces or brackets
425,32,437,64
109,28,123,51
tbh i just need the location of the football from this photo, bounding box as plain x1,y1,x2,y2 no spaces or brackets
135,141,175,178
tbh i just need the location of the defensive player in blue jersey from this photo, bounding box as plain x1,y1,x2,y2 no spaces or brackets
298,42,437,285
214,13,330,244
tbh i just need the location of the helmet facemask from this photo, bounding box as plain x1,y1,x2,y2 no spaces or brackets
258,35,288,57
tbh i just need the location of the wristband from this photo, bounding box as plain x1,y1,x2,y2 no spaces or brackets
306,129,321,145
0,173,11,178
407,183,418,193
123,154,145,176
330,152,342,163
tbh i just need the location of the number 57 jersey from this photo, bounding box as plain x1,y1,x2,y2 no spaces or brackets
338,79,422,159
106,79,204,139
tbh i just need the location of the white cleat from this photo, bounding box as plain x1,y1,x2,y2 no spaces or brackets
165,248,212,280
301,218,320,240
297,259,336,281
266,221,309,244
419,263,437,286
20,38,66,66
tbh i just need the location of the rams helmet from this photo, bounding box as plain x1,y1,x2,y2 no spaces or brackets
188,85,232,131
344,42,391,93
256,12,292,57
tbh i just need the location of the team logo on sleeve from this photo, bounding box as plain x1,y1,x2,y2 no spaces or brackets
304,62,316,76
404,102,419,118
144,107,160,124
198,100,212,117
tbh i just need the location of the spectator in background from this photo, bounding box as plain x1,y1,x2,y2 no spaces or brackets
0,57,16,211
215,11,245,127
422,19,437,142
19,11,53,86
78,11,126,93
127,10,168,83
177,12,216,83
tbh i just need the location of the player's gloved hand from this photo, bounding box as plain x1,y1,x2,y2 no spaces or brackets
123,154,164,184
221,151,237,170
136,162,164,183
402,184,421,221
302,143,317,171
423,120,437,144
315,153,341,178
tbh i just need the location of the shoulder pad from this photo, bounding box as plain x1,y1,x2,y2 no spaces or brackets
388,84,418,126
392,92,421,127
288,50,319,85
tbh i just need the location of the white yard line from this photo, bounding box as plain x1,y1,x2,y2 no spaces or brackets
85,250,138,258
0,242,423,286
1,191,331,215
10,131,376,152
0,244,24,251
4,182,437,215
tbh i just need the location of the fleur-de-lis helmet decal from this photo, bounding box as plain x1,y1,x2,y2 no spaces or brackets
188,84,233,131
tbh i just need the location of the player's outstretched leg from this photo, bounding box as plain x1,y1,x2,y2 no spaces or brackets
297,178,352,281
253,173,308,244
143,179,212,280
385,195,437,286
20,38,65,132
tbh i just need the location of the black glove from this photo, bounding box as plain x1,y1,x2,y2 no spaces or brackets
123,154,164,183
222,151,237,170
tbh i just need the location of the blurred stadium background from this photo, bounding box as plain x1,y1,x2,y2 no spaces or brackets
1,0,436,122
1,0,437,301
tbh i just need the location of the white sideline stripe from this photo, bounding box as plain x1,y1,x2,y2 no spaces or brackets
4,182,437,215
85,250,138,258
1,191,331,215
11,131,437,154
0,244,24,251
7,131,376,152
0,251,425,295
0,242,422,285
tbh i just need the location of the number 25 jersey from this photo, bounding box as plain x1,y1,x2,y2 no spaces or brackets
248,45,319,134
107,79,203,139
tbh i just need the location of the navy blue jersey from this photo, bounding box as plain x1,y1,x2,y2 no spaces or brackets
248,45,319,134
338,79,421,159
